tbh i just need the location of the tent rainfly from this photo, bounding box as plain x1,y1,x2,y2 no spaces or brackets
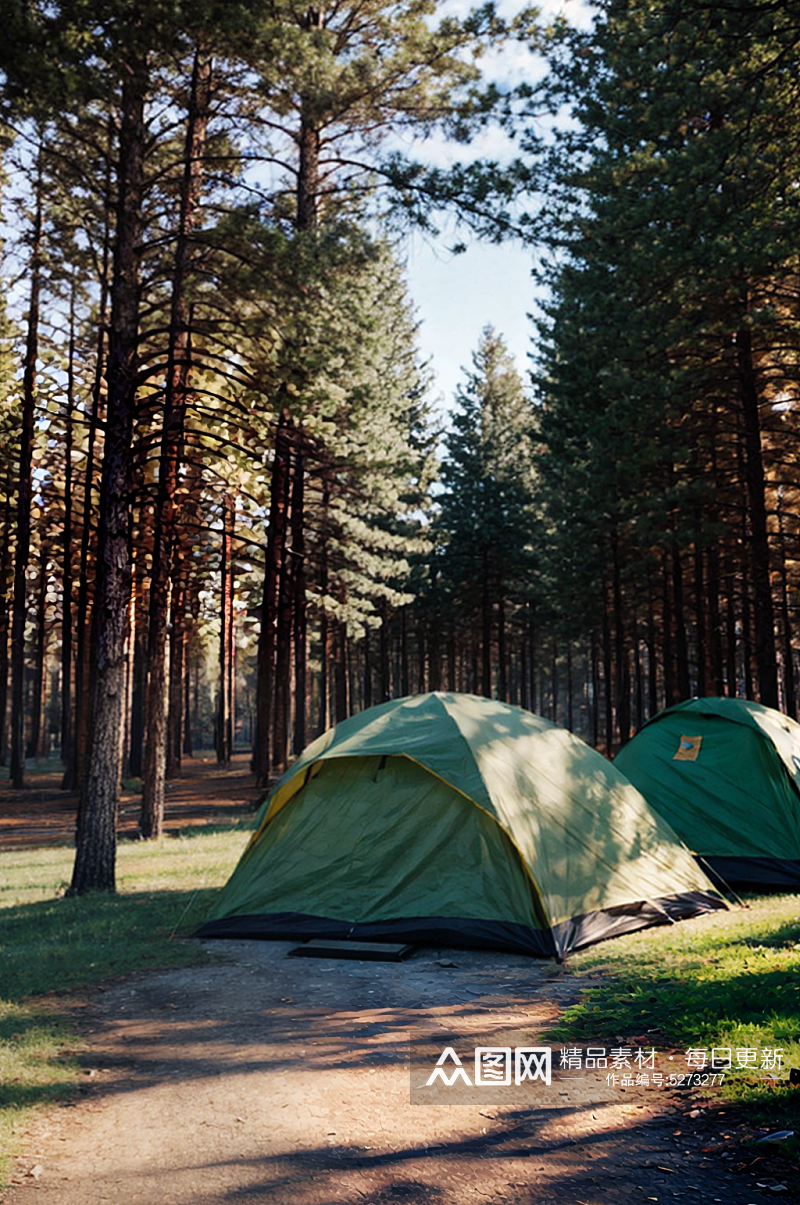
614,696,800,889
198,693,725,959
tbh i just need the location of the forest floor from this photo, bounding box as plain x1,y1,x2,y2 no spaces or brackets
0,750,260,849
0,756,796,1205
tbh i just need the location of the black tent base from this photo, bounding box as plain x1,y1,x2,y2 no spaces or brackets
196,891,725,961
196,912,557,957
703,856,800,891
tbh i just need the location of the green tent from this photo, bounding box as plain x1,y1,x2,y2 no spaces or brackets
614,696,800,889
199,693,724,959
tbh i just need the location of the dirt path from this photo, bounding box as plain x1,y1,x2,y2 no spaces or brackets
2,942,787,1205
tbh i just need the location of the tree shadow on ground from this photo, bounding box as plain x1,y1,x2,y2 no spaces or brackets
8,938,792,1203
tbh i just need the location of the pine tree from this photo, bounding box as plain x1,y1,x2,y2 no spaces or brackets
533,0,800,729
436,327,537,700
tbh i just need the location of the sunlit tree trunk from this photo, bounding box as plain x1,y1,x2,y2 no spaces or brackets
141,50,211,837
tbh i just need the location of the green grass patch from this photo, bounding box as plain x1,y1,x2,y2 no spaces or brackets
554,894,800,1123
0,826,249,1182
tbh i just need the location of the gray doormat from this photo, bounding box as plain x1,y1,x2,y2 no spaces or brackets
287,939,415,962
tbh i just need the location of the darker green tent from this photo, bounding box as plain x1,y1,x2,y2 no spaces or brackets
199,693,724,959
614,697,800,889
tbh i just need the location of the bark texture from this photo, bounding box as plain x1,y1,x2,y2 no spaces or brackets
71,60,147,894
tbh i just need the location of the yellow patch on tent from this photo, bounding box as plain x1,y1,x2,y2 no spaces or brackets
674,734,702,761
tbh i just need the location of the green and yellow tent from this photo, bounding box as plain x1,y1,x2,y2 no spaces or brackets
615,696,800,889
199,693,724,959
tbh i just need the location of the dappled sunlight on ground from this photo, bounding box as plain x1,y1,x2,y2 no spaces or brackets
3,942,787,1205
0,753,259,851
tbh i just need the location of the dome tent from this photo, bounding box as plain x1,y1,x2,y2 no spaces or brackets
199,693,725,959
614,696,800,889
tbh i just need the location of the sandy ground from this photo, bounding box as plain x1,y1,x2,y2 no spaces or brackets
3,940,792,1205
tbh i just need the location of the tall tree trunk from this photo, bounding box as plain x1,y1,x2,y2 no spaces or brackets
497,592,507,702
253,412,292,785
646,569,659,718
334,621,348,722
291,442,307,754
481,550,491,697
0,482,13,765
318,614,330,735
707,542,725,694
141,51,211,837
777,498,796,717
380,600,392,703
590,631,600,748
296,113,321,231
127,553,147,778
735,322,778,706
632,631,643,732
693,535,708,697
10,161,42,789
661,550,676,705
272,462,295,775
519,613,529,710
28,553,48,760
216,493,235,766
319,608,332,736
672,537,690,701
124,584,136,775
68,118,113,794
166,563,187,777
183,646,194,758
602,588,613,754
707,402,725,695
725,582,738,696
416,617,426,694
528,607,537,715
61,286,76,767
400,606,409,698
296,28,322,240
71,59,148,895
362,624,372,711
611,531,630,747
740,502,755,700
428,599,442,693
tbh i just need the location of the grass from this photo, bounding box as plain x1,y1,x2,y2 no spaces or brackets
554,893,800,1127
0,826,249,1182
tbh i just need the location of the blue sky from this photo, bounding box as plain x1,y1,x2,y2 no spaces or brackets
399,0,592,418
404,232,538,416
